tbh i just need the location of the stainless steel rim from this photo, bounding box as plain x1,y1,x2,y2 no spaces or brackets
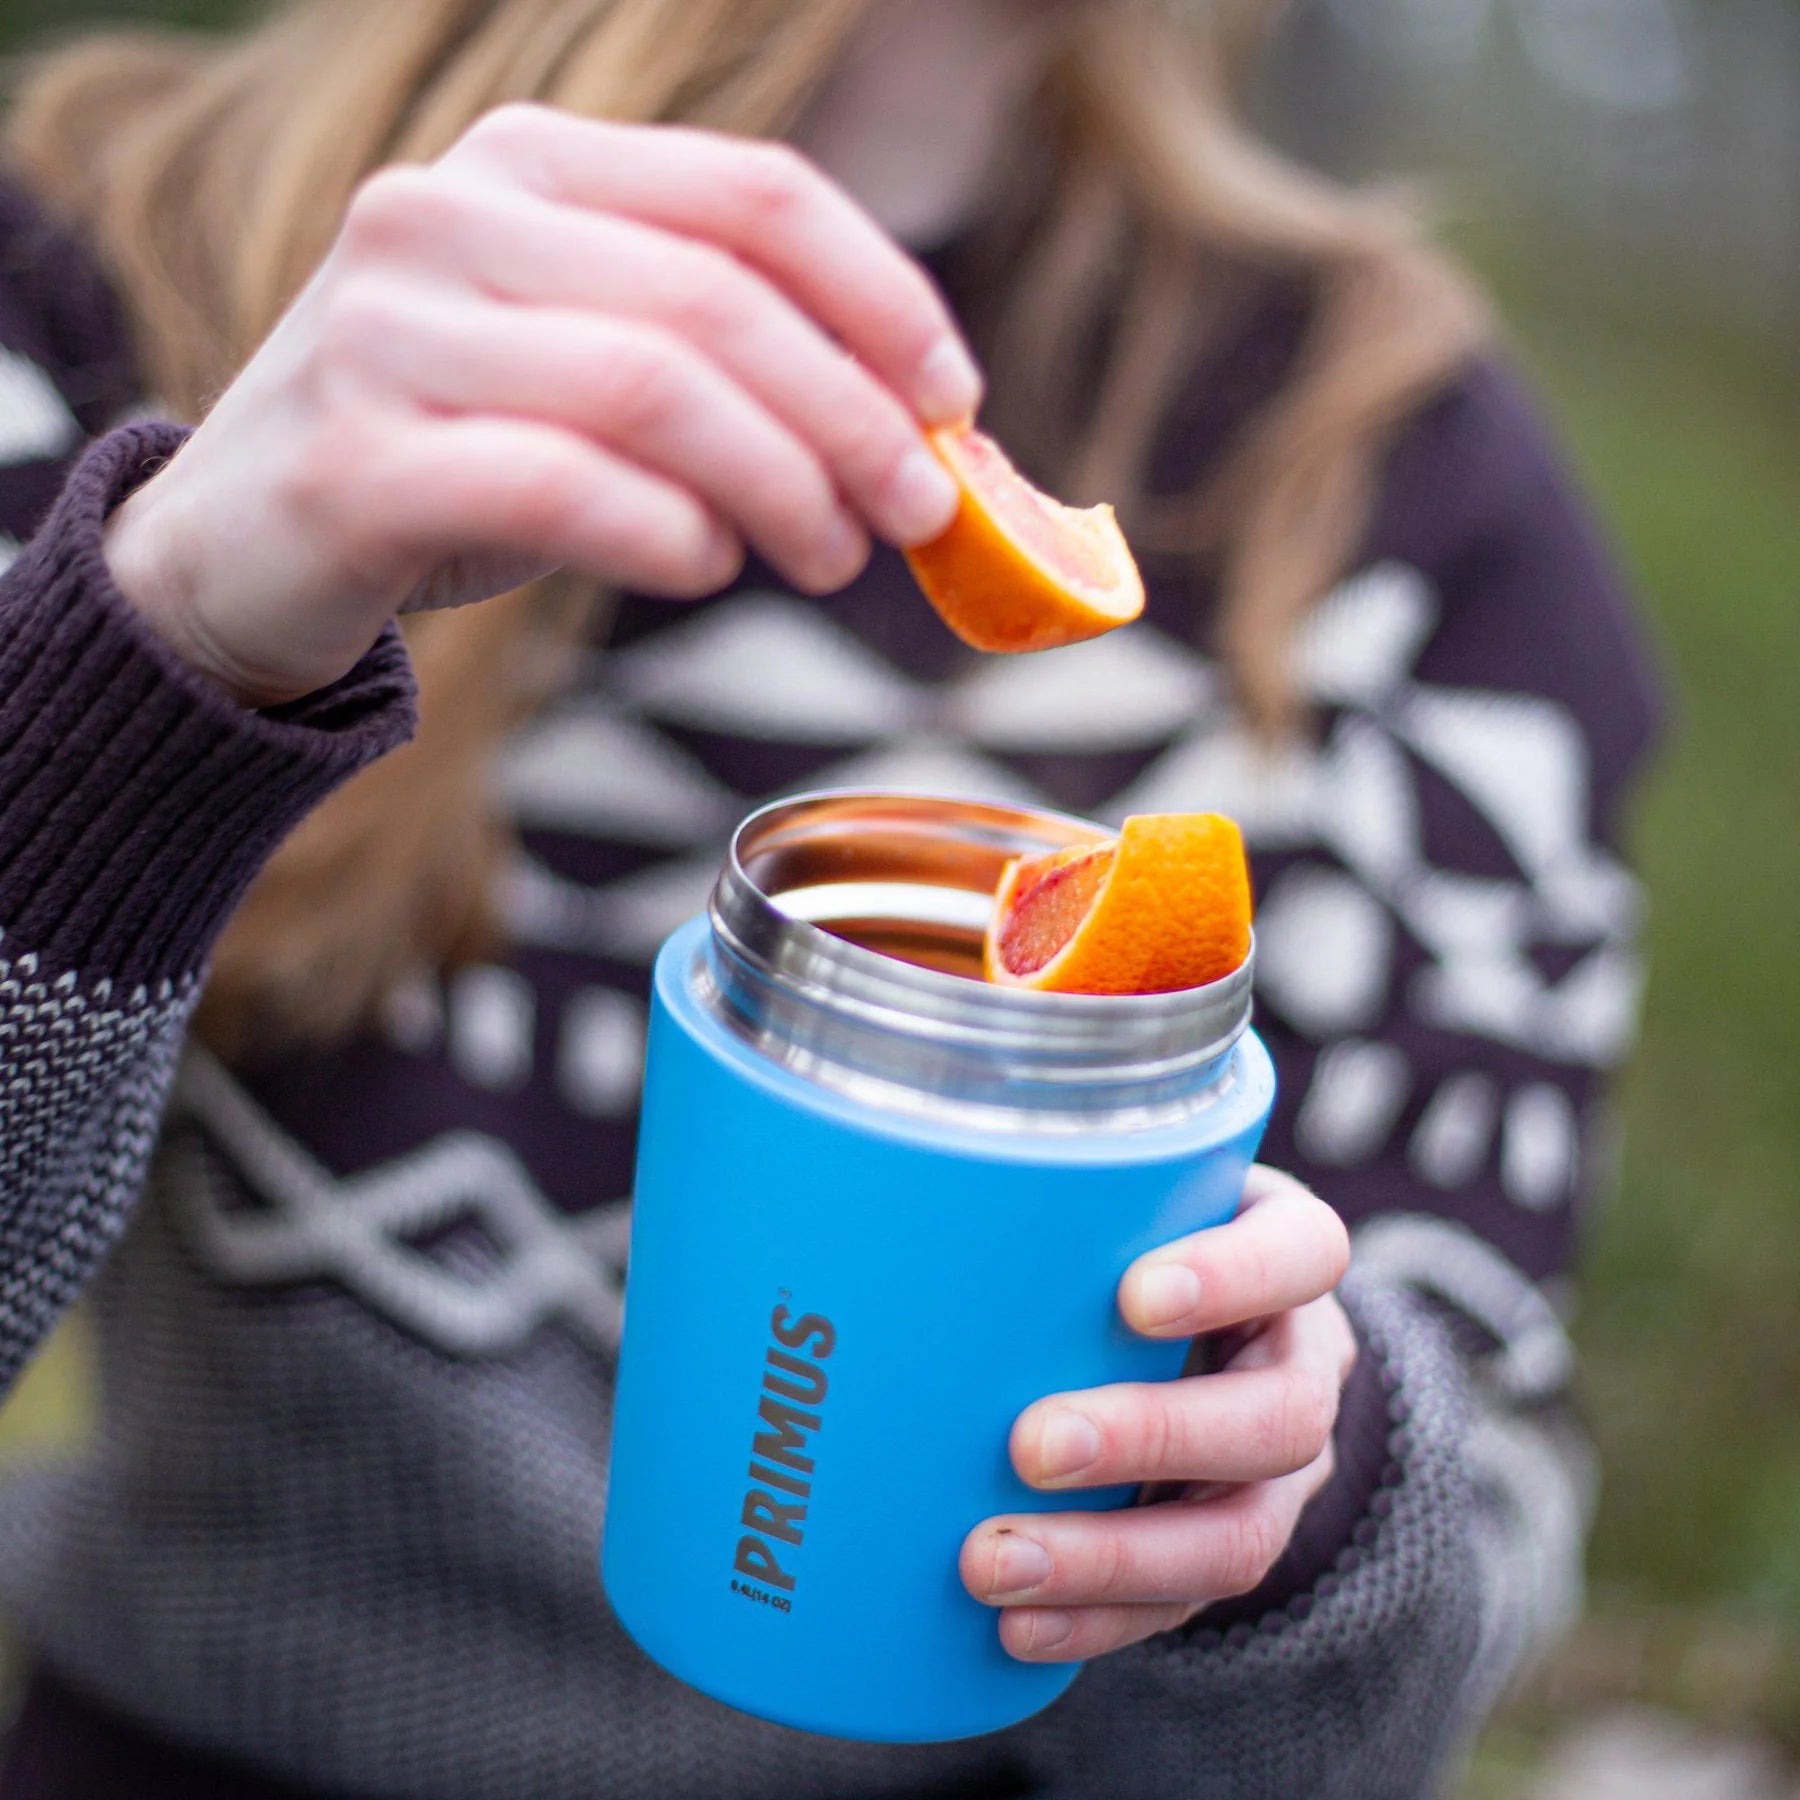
699,790,1256,1132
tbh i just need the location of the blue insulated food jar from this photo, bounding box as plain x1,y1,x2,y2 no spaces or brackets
602,792,1275,1744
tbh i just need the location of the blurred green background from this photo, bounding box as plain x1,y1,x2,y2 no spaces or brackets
0,0,1794,1792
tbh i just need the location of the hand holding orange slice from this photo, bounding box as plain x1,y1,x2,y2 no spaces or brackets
984,813,1252,996
905,424,1145,654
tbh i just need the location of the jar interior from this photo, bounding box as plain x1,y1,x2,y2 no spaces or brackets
772,877,995,981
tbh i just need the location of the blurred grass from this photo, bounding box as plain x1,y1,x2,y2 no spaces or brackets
0,0,250,41
0,1316,91,1465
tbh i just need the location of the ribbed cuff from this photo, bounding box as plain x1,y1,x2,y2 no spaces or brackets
1190,1298,1399,1632
0,420,418,984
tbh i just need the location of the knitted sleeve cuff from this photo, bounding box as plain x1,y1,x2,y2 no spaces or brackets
0,420,418,986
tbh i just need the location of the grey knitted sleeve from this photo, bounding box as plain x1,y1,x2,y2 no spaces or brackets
0,421,417,1391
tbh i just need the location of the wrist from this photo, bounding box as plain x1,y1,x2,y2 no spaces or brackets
103,478,267,710
0,419,419,981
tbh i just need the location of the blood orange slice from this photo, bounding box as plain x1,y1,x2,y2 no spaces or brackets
904,424,1145,654
984,813,1252,996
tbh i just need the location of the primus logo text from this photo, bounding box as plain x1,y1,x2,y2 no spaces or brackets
730,1301,836,1608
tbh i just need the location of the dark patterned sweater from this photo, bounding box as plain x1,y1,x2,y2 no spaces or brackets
0,174,1660,1798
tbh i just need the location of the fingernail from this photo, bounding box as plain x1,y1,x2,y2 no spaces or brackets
698,522,745,591
882,448,960,545
1133,1262,1202,1329
808,514,866,591
1022,1609,1075,1655
914,338,983,426
1035,1410,1101,1485
988,1532,1053,1600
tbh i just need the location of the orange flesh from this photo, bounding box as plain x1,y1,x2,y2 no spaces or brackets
940,432,1121,593
993,846,1113,976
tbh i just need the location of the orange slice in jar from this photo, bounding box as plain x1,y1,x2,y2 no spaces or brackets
984,813,1252,996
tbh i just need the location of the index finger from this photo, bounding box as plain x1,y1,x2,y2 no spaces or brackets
1117,1166,1350,1339
444,106,983,426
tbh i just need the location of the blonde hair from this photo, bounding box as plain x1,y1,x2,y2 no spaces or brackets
6,0,1486,1049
